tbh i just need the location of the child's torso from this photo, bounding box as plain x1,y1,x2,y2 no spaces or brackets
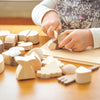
56,0,100,30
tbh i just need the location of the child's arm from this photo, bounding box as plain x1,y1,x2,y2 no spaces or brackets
59,29,94,52
32,0,57,25
32,0,62,37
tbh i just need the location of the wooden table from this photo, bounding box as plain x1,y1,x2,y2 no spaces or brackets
0,25,100,100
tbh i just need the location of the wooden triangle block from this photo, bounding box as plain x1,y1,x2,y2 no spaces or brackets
15,56,36,80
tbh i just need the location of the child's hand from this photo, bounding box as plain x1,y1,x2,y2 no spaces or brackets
59,29,94,51
41,11,62,37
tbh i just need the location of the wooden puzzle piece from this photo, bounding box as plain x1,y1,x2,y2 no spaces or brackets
15,56,35,80
4,35,16,49
27,30,39,44
26,48,43,60
42,56,64,68
0,40,4,54
18,30,30,42
58,65,100,85
76,66,91,84
29,52,42,71
18,42,33,51
0,54,5,74
47,38,57,50
0,30,10,42
37,61,62,79
62,64,77,75
9,47,25,55
9,34,18,43
2,50,21,66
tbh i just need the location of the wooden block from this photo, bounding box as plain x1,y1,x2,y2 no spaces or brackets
4,35,16,49
2,50,21,66
58,65,100,85
18,42,33,51
18,30,30,42
0,54,5,74
62,64,77,75
26,48,43,60
15,56,35,80
76,66,91,84
0,30,10,42
42,56,64,68
9,34,18,43
37,61,62,79
47,38,57,50
0,40,4,54
30,52,42,71
27,30,39,44
9,46,25,55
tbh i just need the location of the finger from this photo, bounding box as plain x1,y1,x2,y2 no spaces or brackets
47,26,55,37
42,24,48,34
59,34,72,48
56,23,62,33
60,30,74,35
64,40,74,50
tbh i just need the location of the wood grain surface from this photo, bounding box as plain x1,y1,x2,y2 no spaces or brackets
0,25,100,100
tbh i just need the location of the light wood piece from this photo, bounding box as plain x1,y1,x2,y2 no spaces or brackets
76,66,91,84
18,42,33,51
27,30,39,44
0,54,5,74
18,30,30,42
15,56,35,80
0,30,10,42
0,40,4,53
2,50,21,66
37,61,62,79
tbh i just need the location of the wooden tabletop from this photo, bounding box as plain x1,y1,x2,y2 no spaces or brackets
0,25,100,100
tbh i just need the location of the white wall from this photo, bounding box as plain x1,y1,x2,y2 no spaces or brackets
0,0,42,17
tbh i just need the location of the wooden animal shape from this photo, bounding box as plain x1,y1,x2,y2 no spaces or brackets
37,61,62,79
15,56,36,80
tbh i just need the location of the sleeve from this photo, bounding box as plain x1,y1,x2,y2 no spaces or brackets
90,28,100,48
32,0,58,26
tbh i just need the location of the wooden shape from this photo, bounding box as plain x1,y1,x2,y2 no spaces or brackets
4,35,16,49
57,33,67,44
2,50,21,66
58,65,100,85
9,34,18,43
0,54,5,74
54,31,58,39
76,66,91,84
0,40,4,54
62,64,77,75
30,52,42,71
0,30,10,42
27,30,39,44
37,61,62,79
26,48,43,60
15,56,35,80
18,42,33,51
42,56,64,68
9,46,25,55
47,38,57,50
18,30,30,42
41,40,100,65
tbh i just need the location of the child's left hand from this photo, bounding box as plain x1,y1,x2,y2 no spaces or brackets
59,29,94,51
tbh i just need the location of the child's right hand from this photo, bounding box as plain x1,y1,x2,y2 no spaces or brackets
41,11,62,37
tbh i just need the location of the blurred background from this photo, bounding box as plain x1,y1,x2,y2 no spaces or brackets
0,0,42,25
